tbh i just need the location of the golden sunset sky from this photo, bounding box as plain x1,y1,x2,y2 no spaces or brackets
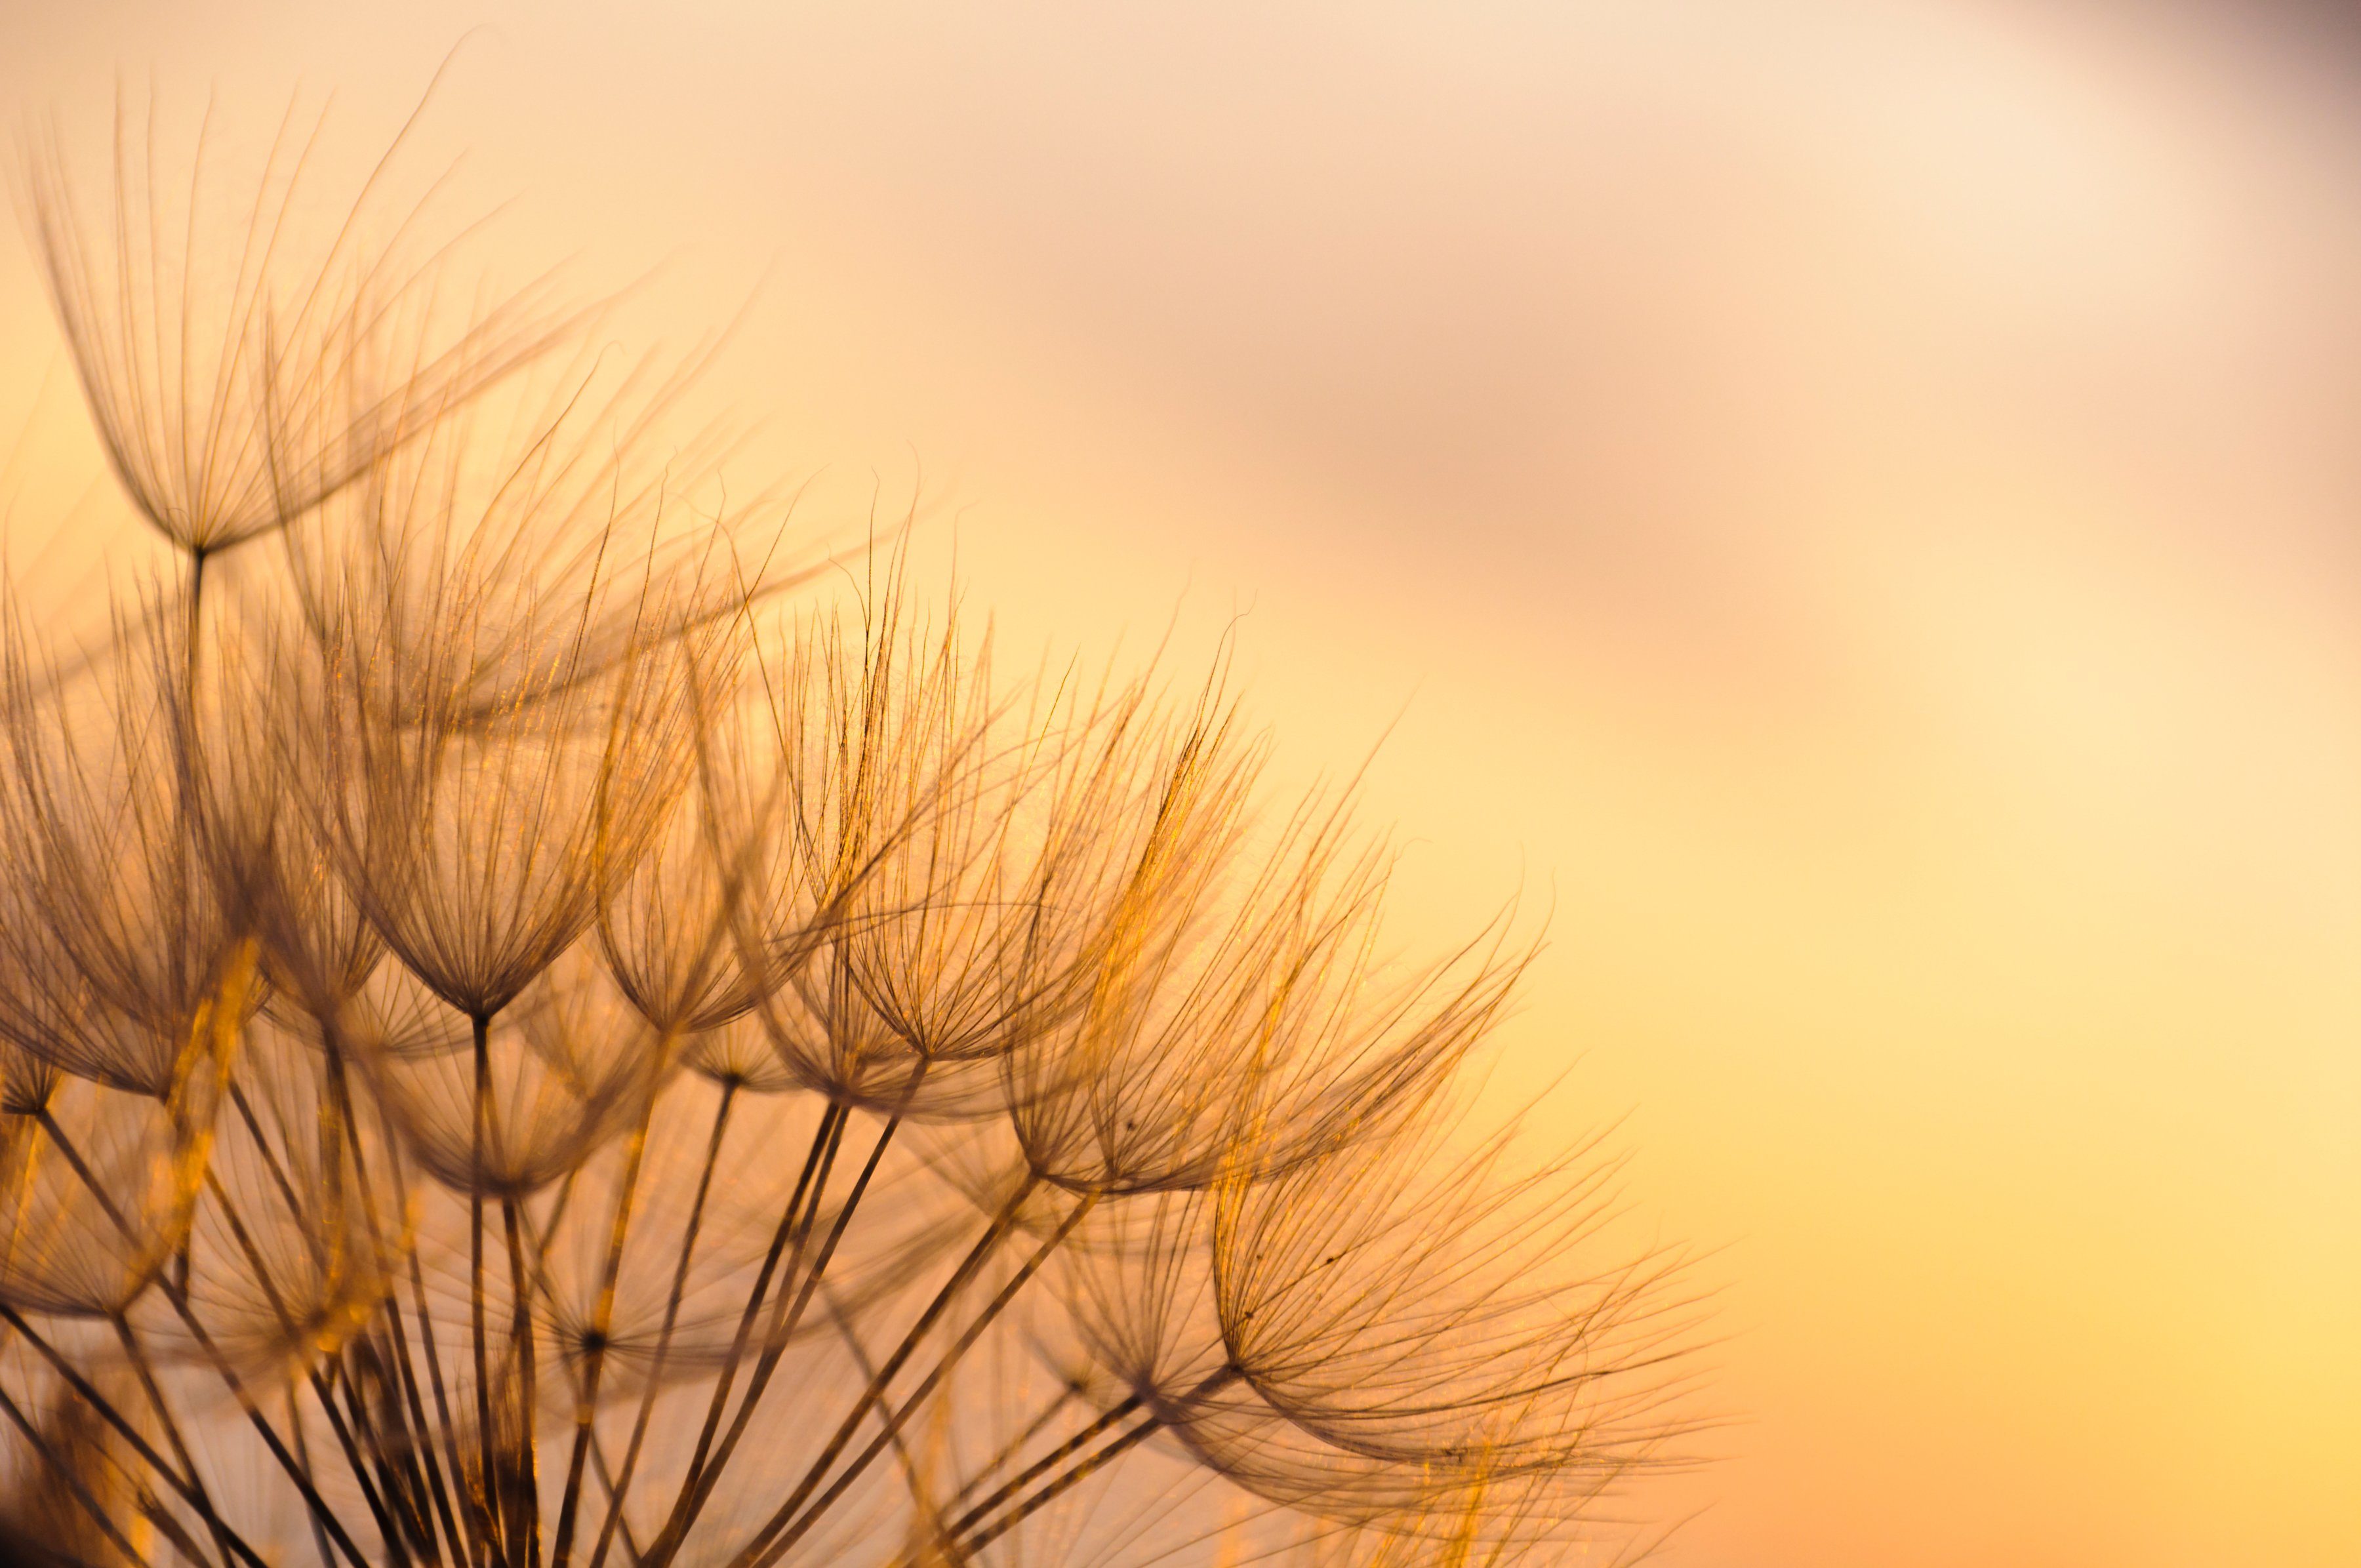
1,3,2356,1564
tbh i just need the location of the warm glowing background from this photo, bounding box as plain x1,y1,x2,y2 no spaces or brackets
3,2,2358,1563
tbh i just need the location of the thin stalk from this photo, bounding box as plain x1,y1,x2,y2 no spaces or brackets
175,1219,375,1560
32,1111,135,1237
674,1104,841,1479
546,1099,656,1568
727,1172,1043,1565
224,1079,323,1266
0,1302,263,1568
199,1165,297,1333
184,544,208,712
817,1287,938,1533
737,1187,1097,1568
172,1300,380,1568
329,1353,426,1567
201,1168,403,1558
21,978,359,1565
942,1384,1082,1510
586,1426,643,1565
140,1493,219,1568
328,1041,472,1568
532,1167,581,1273
28,1119,365,1568
365,1329,458,1568
543,1289,649,1565
0,1305,184,1489
285,1382,342,1568
203,1148,406,1557
411,1244,493,1568
578,1083,735,1568
388,1314,470,1568
940,1394,1144,1542
958,1411,1163,1556
468,1011,501,1568
954,1365,1239,1559
623,1103,843,1568
0,1376,153,1568
110,1312,249,1568
498,1192,542,1568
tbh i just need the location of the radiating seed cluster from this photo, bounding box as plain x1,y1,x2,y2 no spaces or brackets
0,87,1705,1568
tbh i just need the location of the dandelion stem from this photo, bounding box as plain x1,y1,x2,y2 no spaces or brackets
942,1382,1081,1510
648,1093,912,1568
285,1382,343,1568
112,1308,257,1568
467,1009,502,1568
30,1114,370,1567
204,1159,414,1547
731,1171,1045,1563
0,1302,268,1568
547,1099,656,1568
411,1243,494,1568
941,1393,1144,1543
329,1041,474,1568
499,1189,541,1568
207,1167,407,1557
321,1357,411,1565
815,1286,938,1531
225,1077,328,1267
958,1409,1163,1557
579,1081,734,1568
0,1375,155,1568
737,1182,1094,1568
620,1102,841,1568
0,1306,185,1491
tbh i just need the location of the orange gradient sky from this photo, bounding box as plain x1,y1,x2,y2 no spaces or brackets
1,3,2357,1564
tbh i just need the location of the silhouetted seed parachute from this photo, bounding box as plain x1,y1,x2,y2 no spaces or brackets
20,79,592,563
0,77,1708,1568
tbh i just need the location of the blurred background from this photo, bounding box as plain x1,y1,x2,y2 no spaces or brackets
1,1,2356,1563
